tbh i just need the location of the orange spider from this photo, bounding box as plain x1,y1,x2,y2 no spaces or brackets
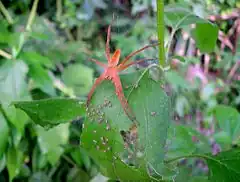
87,24,158,121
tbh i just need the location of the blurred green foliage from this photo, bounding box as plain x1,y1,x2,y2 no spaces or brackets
0,0,240,182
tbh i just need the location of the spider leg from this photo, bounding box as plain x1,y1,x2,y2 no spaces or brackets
120,43,159,66
118,58,157,71
105,25,111,62
87,73,106,106
113,75,136,122
89,58,107,68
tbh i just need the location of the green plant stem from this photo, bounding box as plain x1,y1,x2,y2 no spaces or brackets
156,0,165,67
26,0,39,31
0,1,13,24
56,0,62,21
0,49,12,59
62,155,76,167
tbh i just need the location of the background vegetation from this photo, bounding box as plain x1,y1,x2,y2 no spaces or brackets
0,0,240,181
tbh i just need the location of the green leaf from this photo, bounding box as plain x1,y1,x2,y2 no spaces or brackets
19,51,55,95
213,131,232,149
87,71,142,131
29,172,52,182
67,167,91,182
70,149,91,168
171,55,186,63
166,124,211,160
166,125,196,159
32,145,48,171
128,70,171,175
85,68,171,178
189,176,209,182
82,70,157,180
29,32,50,40
165,70,188,90
36,123,69,165
0,111,9,158
20,51,53,68
13,98,85,128
81,116,152,181
175,166,190,182
164,5,207,29
11,32,26,58
0,24,11,43
0,155,6,173
7,146,24,182
28,64,56,96
19,164,31,178
4,106,29,134
0,60,30,105
213,105,240,142
62,64,93,96
205,148,240,182
191,23,218,53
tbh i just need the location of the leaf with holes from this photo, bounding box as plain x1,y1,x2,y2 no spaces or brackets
13,98,85,128
87,71,142,131
81,113,152,181
128,69,171,175
85,68,171,178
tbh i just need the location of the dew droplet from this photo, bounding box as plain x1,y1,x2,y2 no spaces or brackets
93,130,97,133
82,123,85,129
93,140,97,144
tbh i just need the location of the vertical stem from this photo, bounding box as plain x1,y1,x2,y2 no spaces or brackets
156,0,165,67
56,0,62,21
26,0,39,31
0,1,14,24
